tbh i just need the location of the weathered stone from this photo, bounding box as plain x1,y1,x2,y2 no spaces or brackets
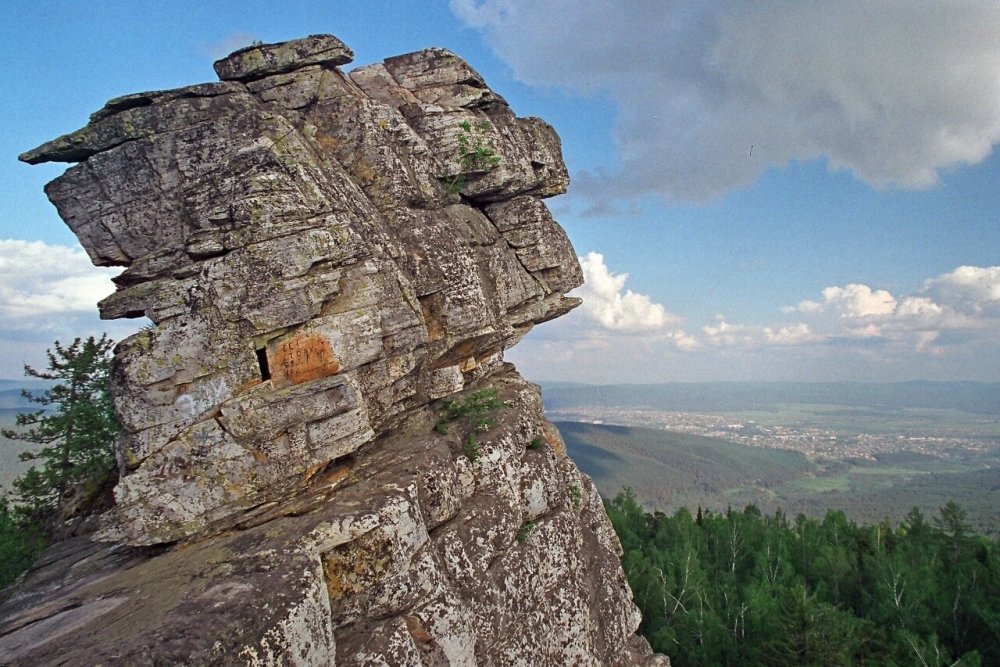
214,34,353,82
8,34,668,666
0,371,663,666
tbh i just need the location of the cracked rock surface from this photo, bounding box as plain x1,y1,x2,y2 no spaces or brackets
4,35,668,666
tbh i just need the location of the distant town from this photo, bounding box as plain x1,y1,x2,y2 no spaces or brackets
546,406,999,463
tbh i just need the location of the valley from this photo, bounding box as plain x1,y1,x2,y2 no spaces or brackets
546,382,1000,536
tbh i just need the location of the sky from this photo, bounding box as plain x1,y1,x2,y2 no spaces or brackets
1,1,998,384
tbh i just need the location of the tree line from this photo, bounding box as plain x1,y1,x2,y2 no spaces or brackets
607,490,999,666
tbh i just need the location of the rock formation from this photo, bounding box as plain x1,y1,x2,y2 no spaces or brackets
2,35,668,665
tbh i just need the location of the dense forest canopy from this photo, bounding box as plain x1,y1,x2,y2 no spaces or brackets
607,491,999,666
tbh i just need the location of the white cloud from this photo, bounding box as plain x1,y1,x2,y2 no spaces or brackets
764,322,814,345
921,265,1000,316
0,240,144,379
783,265,1000,355
701,317,817,348
574,252,679,331
893,296,945,328
0,240,118,321
557,260,999,368
510,264,1000,382
453,1,1000,202
788,283,898,319
702,316,757,347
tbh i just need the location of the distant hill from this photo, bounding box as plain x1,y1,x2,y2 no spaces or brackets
543,381,1000,415
0,379,53,412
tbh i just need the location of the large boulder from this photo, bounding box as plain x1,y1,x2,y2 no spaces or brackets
22,34,579,546
6,35,667,666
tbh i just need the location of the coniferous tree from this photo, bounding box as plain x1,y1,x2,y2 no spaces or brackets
0,496,46,588
606,493,1000,666
2,335,119,525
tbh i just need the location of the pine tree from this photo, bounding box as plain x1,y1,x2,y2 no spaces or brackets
2,335,119,525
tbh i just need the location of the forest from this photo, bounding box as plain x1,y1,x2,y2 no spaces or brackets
606,491,999,666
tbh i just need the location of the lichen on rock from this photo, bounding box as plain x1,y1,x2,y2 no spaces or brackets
3,35,668,666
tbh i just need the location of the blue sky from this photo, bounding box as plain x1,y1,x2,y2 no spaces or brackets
2,1,998,383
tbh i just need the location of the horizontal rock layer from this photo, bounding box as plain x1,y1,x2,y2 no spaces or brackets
23,34,579,546
0,371,665,665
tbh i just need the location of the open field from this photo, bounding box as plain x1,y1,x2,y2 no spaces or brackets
711,403,1000,437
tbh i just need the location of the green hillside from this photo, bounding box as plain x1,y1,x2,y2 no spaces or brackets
558,421,816,509
559,421,1000,537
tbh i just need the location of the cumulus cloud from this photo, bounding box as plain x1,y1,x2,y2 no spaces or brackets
563,258,999,363
0,240,118,321
790,283,897,318
764,322,814,345
782,265,1000,353
702,316,757,347
921,265,1000,316
701,317,817,348
574,252,679,331
452,1,1000,201
511,264,1000,382
506,251,698,380
0,239,144,378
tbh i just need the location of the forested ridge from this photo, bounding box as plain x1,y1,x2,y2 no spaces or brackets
607,492,999,666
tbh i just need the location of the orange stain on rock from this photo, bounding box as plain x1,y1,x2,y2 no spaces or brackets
268,333,341,386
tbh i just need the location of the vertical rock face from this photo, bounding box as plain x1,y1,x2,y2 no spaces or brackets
5,36,667,665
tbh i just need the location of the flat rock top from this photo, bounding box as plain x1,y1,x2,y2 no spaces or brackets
213,34,353,82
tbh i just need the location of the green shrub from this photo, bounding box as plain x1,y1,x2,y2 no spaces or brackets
516,520,537,544
434,389,502,435
462,435,480,462
442,120,501,194
0,497,47,590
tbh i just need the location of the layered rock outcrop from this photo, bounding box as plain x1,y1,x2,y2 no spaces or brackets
3,35,667,665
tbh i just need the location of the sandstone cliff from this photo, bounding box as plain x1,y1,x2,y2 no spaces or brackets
1,35,667,666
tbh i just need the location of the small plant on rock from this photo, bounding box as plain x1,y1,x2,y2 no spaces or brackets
516,520,537,544
442,119,501,194
462,435,480,463
435,389,501,464
528,435,545,451
569,484,583,509
434,389,502,435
